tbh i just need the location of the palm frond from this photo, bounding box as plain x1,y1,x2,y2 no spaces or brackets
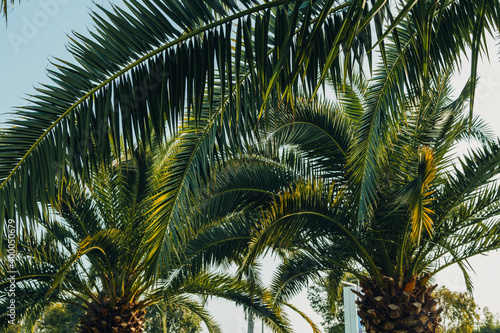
246,179,381,282
434,141,500,226
0,0,394,235
269,247,353,304
158,271,293,333
396,146,437,245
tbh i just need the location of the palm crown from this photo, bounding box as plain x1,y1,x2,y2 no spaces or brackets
0,143,296,332
239,65,500,331
1,1,500,332
1,0,499,240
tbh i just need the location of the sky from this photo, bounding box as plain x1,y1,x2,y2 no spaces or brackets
1,2,500,332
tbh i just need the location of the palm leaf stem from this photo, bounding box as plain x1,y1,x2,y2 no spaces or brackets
0,0,299,192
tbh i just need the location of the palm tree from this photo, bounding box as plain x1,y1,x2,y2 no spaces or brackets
0,145,293,333
243,71,500,332
239,63,500,332
0,1,499,329
1,0,499,252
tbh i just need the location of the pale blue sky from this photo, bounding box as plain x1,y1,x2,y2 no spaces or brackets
0,0,121,121
1,2,500,332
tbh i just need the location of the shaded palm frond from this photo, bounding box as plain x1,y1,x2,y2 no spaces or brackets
0,0,399,235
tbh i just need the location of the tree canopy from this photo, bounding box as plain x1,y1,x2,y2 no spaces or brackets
1,1,500,332
435,287,480,333
1,0,499,252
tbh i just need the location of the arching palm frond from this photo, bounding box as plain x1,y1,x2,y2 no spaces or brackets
238,62,500,331
347,1,500,228
267,97,354,180
246,179,380,279
0,0,442,238
1,139,305,332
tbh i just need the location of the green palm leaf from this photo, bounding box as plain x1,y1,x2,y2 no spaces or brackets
0,0,397,235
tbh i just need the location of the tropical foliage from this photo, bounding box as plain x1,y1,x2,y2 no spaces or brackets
0,144,293,332
239,56,500,331
1,0,499,263
1,0,500,332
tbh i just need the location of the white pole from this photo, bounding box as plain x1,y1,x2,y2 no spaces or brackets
247,310,254,333
342,281,362,333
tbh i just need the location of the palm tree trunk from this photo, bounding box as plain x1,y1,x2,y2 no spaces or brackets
247,310,254,333
354,275,443,333
78,292,146,333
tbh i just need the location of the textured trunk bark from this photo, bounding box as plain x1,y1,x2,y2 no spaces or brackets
78,292,146,333
354,275,442,333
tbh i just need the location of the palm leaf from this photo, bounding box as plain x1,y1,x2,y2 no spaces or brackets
0,0,394,237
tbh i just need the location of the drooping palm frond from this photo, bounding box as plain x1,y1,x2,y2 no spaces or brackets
157,271,294,333
267,97,354,179
0,0,415,240
347,0,500,228
246,179,382,281
268,246,351,304
347,27,409,226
